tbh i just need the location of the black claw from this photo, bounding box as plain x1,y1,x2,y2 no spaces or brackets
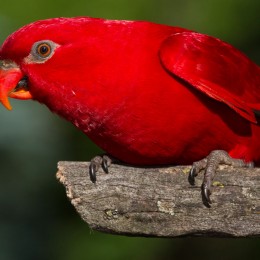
188,166,196,185
201,184,212,207
102,159,109,174
89,163,97,183
89,155,114,182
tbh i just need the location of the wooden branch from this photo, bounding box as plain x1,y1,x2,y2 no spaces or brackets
57,161,260,238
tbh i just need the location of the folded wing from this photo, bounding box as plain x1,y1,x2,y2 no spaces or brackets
159,32,260,123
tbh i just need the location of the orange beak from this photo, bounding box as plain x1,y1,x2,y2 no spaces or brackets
0,60,32,110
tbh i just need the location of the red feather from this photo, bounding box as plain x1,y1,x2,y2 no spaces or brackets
159,32,260,123
0,18,260,165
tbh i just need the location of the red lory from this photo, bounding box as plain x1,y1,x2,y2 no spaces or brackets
0,17,259,206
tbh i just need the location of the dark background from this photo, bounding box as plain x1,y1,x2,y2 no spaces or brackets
0,0,259,259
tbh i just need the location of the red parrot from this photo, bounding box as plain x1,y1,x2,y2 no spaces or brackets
0,17,259,206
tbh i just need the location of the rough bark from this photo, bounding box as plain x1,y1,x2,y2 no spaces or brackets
57,161,260,237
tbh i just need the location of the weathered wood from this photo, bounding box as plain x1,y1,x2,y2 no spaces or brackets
57,161,260,237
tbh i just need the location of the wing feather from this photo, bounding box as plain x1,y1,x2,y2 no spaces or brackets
159,32,260,123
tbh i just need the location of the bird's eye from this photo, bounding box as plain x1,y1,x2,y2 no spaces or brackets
36,42,52,58
28,40,59,63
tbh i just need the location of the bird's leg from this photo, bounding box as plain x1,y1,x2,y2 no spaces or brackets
89,154,116,183
188,150,253,207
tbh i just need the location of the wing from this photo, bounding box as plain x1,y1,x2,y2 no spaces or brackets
159,32,260,123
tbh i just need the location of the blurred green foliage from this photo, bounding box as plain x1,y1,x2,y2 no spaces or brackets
0,0,259,259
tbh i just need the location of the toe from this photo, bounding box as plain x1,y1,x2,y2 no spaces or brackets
89,162,98,183
201,183,212,207
102,155,112,173
188,166,196,185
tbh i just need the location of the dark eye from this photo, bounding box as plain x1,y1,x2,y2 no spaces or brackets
36,43,52,57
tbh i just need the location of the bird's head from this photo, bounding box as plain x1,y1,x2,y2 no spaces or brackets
0,17,106,112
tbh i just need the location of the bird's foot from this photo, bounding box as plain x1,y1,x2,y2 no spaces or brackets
89,154,115,183
188,150,253,207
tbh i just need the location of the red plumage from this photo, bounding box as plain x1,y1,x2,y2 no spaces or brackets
1,17,260,166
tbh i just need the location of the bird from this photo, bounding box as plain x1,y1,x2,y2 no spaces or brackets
0,17,259,206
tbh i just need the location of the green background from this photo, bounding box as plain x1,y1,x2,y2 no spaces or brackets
0,0,259,259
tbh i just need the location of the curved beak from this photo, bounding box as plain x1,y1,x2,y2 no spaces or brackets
0,60,32,110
